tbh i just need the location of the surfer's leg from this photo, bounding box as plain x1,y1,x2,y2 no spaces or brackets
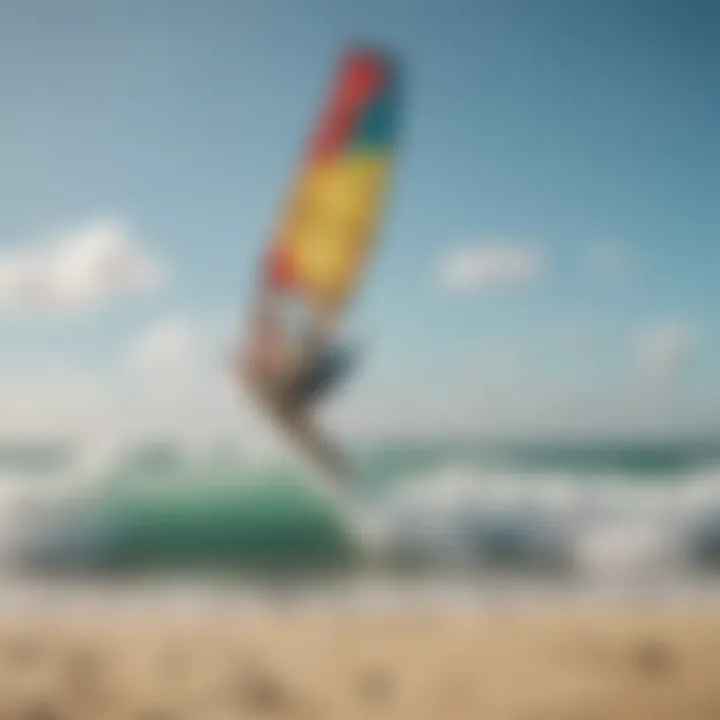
286,345,355,408
259,391,351,484
290,415,351,483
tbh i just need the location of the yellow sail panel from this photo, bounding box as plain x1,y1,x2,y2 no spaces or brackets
278,154,392,309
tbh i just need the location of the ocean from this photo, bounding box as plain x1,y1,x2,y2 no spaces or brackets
2,438,720,594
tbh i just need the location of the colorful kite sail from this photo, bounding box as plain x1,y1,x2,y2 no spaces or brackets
263,47,400,318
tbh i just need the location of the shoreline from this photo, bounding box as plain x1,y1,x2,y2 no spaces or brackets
1,573,720,613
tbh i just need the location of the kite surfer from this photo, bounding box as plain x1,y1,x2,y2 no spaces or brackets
233,46,398,486
235,248,356,482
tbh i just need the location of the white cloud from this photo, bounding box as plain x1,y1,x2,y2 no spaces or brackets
124,317,203,380
0,217,163,318
635,321,695,387
0,304,299,459
0,366,112,440
589,242,631,279
439,243,544,291
0,313,272,453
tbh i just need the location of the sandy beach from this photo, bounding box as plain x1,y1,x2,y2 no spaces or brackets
0,603,719,719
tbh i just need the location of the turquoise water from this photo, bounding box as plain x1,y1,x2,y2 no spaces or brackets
3,438,720,579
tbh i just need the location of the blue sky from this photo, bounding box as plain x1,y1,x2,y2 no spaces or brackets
1,0,719,442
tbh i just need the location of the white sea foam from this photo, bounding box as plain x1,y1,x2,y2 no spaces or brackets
375,463,720,580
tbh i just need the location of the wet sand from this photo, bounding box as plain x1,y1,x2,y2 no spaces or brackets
0,605,719,719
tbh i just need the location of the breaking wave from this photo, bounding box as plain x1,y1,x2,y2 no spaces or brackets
1,440,720,586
